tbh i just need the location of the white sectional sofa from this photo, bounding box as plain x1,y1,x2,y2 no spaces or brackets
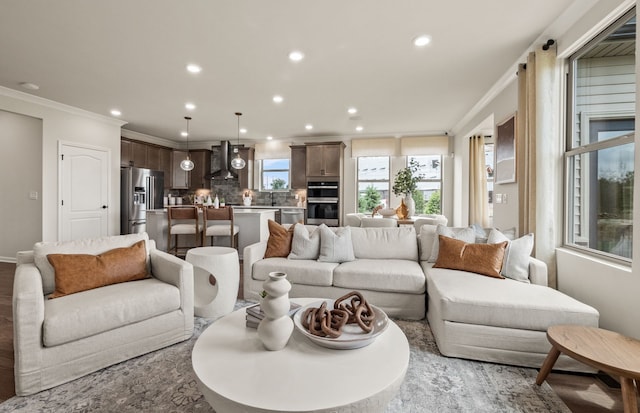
244,225,426,320
13,233,194,396
244,223,601,371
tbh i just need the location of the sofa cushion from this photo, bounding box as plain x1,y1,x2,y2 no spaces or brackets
42,278,180,347
264,220,296,258
350,226,418,261
433,236,507,279
252,257,337,287
427,225,476,262
424,265,599,331
47,240,149,298
487,229,534,283
318,225,355,263
34,233,151,296
288,224,321,260
334,259,426,294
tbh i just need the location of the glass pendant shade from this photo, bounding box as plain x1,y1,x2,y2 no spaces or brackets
180,116,194,171
232,112,246,170
231,153,246,169
180,157,195,171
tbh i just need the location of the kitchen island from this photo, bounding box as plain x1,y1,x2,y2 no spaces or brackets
147,207,277,258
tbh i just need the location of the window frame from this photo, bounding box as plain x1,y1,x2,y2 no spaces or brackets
259,158,291,192
563,7,636,263
407,155,443,215
356,156,391,213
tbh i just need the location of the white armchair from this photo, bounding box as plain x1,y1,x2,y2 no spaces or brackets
13,232,194,396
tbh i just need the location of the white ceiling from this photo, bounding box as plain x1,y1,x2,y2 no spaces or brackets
0,1,578,144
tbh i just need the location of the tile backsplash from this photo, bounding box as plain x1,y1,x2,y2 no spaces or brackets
166,179,305,206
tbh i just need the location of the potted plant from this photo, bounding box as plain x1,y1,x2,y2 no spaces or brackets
392,159,424,217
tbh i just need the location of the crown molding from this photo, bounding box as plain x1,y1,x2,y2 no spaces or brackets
121,128,179,148
0,85,127,127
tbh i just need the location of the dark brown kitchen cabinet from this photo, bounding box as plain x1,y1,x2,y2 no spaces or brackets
171,150,190,189
131,141,148,167
290,145,307,189
147,146,172,189
121,140,132,167
188,149,212,190
305,143,344,177
237,147,255,190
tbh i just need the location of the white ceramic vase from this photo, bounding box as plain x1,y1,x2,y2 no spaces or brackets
257,272,294,351
404,192,416,217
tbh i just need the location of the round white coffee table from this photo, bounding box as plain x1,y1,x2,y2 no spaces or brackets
185,246,239,318
192,298,409,413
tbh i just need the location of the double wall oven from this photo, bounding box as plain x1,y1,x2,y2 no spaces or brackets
306,179,340,226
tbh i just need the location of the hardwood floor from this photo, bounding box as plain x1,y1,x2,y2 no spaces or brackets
0,261,634,412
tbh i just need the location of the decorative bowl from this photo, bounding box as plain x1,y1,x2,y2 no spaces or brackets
378,208,397,218
292,299,389,350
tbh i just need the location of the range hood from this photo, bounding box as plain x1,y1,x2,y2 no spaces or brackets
210,141,238,180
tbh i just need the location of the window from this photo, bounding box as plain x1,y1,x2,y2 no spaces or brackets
408,155,442,214
357,156,390,213
565,9,635,261
260,159,290,191
485,142,494,225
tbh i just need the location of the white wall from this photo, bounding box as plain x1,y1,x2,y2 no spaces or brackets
0,110,42,260
453,81,519,230
0,87,125,248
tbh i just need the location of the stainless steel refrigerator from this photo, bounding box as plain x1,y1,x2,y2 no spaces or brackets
121,167,164,234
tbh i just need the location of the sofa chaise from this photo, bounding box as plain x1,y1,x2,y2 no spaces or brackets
244,222,600,372
13,232,194,396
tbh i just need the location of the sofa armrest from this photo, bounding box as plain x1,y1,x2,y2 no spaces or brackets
243,241,267,291
529,257,548,286
149,249,194,319
16,250,34,265
13,263,46,388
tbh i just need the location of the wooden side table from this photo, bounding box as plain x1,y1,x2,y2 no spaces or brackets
536,325,640,413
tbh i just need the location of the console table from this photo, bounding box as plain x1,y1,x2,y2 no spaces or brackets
192,298,410,412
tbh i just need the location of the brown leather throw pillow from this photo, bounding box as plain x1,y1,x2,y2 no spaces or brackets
264,220,297,258
433,235,507,279
47,240,149,298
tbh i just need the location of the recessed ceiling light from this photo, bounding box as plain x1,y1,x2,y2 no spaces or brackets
413,35,432,47
347,107,358,115
110,109,121,116
181,131,188,137
305,124,313,130
356,126,364,132
185,102,196,110
186,64,202,73
19,82,40,90
272,95,283,104
240,128,247,134
266,136,273,140
289,51,304,62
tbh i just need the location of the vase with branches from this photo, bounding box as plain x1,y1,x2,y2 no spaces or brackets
392,159,424,217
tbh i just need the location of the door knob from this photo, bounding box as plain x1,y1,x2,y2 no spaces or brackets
102,205,108,209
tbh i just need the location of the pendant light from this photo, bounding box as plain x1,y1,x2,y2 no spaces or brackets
230,112,246,170
180,116,195,171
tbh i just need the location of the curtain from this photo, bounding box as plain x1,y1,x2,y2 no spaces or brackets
517,43,560,288
469,134,489,227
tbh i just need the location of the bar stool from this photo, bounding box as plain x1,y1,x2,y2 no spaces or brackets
202,206,240,248
167,206,202,256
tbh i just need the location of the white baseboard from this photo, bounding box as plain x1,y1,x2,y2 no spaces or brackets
0,256,17,263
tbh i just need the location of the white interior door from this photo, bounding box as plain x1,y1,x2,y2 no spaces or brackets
60,143,109,241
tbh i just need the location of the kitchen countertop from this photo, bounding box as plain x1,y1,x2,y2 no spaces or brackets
148,206,305,213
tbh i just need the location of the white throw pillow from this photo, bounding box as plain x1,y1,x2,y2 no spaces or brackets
317,225,355,263
428,224,476,263
487,229,534,283
288,224,321,260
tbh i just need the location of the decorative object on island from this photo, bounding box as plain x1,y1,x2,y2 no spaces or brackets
257,272,294,350
242,190,252,206
230,112,246,170
396,199,409,219
180,116,195,171
392,158,424,217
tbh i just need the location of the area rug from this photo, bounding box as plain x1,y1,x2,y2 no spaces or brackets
0,302,569,413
